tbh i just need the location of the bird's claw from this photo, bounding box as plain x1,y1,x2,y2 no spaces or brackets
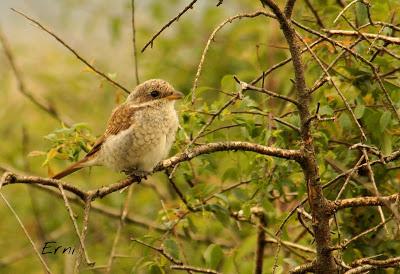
122,169,149,183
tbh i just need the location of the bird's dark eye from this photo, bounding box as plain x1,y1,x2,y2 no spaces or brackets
150,90,160,98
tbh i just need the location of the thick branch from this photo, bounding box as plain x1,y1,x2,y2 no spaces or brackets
253,208,267,274
289,261,315,274
332,194,399,213
1,172,87,200
260,0,334,272
1,142,301,201
158,141,302,170
345,256,400,274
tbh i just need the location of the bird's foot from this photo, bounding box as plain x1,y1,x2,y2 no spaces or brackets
122,169,150,183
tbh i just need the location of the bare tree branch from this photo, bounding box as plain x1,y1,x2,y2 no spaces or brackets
0,192,52,274
332,193,400,212
253,207,267,274
11,8,131,94
141,0,198,52
233,76,299,106
1,141,302,202
192,10,274,103
289,261,315,274
131,0,140,85
260,0,335,272
0,27,73,126
171,265,221,274
345,256,400,274
324,29,400,45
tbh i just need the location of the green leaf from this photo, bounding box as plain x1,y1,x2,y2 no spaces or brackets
382,133,392,155
354,104,365,119
205,204,230,225
43,148,58,166
222,167,238,182
220,75,236,92
148,263,164,274
338,113,352,130
355,2,369,26
242,96,259,108
203,244,223,269
379,111,391,132
187,183,217,199
163,239,180,260
319,105,333,116
187,217,197,233
213,193,229,205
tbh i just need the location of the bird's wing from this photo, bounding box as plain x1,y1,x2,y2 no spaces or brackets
85,103,145,158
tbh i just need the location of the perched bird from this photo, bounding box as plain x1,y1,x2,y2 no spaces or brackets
52,79,183,180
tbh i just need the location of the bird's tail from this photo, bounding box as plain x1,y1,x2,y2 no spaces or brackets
52,158,89,180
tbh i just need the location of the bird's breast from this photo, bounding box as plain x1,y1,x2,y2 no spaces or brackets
99,104,179,172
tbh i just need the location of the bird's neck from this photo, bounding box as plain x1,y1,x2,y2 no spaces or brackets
131,99,174,110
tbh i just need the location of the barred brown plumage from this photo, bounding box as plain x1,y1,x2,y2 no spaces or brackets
52,79,183,180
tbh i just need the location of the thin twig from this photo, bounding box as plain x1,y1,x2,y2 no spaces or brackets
293,20,400,122
264,237,315,254
361,149,388,230
131,0,140,85
105,186,134,273
324,29,400,45
191,10,274,103
141,0,198,52
74,196,93,272
330,216,393,250
131,238,182,265
171,265,221,274
335,155,365,200
0,192,52,274
165,170,194,211
295,31,367,141
11,8,131,94
304,0,324,28
234,76,299,106
333,0,358,24
250,38,324,86
0,27,73,126
57,183,94,268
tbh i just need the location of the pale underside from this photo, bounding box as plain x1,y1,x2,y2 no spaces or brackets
84,100,179,174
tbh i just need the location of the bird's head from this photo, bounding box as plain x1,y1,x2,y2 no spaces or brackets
127,79,183,105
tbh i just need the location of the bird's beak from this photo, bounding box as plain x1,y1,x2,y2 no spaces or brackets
166,90,184,100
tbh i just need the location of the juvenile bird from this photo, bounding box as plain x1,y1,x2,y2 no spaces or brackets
52,79,183,180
